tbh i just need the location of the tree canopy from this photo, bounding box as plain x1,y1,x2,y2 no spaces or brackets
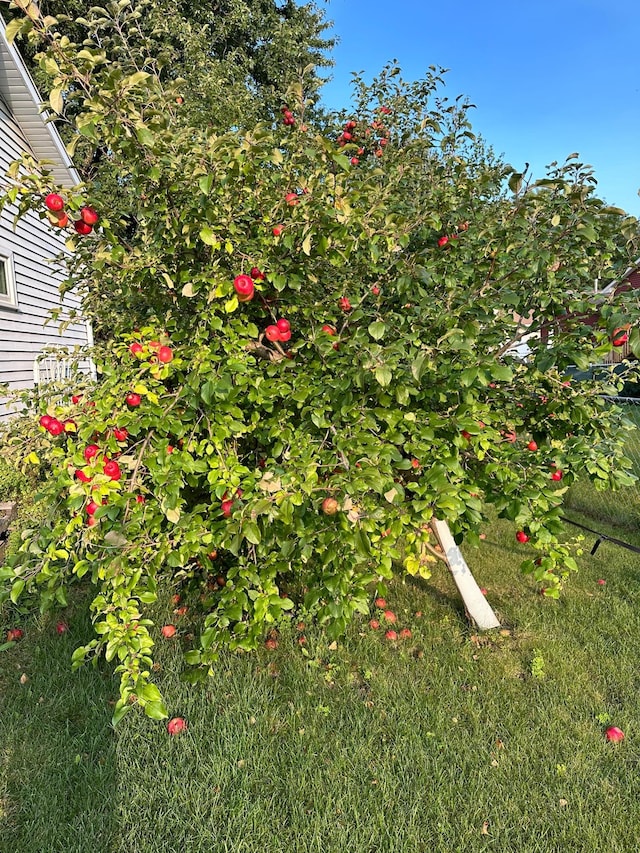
2,0,640,722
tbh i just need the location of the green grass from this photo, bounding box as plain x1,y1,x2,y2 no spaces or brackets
2,502,640,851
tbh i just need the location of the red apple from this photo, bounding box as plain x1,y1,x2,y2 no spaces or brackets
399,628,412,639
383,610,397,623
374,597,387,608
126,393,141,407
129,342,144,356
338,297,352,312
438,235,449,247
45,192,64,212
167,717,187,735
321,324,336,335
84,444,100,462
250,266,265,280
103,459,122,480
410,458,421,469
272,225,284,237
605,726,625,743
114,427,128,442
265,637,278,650
39,414,53,429
52,212,69,228
55,621,68,635
161,624,177,638
285,192,299,206
80,206,99,226
612,328,629,347
516,531,529,543
369,619,380,630
136,494,145,504
75,469,92,483
47,418,64,436
276,318,290,334
527,440,538,452
71,394,83,404
158,346,173,363
87,516,98,527
350,157,359,166
597,578,606,586
461,430,472,441
321,497,339,515
551,470,563,482
233,274,255,302
371,285,380,295
74,219,92,235
221,499,234,518
86,500,99,516
279,330,292,342
385,629,398,641
265,325,281,342
7,628,24,642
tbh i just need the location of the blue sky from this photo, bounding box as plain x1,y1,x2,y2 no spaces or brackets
319,0,640,218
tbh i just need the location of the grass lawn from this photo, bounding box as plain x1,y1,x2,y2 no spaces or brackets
2,495,640,851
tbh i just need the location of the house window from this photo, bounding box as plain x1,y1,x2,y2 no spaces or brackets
0,249,18,309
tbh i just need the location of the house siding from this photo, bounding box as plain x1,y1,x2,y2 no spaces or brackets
0,97,89,413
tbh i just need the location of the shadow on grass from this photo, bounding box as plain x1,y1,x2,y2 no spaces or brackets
0,601,118,853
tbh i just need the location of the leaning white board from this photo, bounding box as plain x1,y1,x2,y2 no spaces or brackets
431,518,501,630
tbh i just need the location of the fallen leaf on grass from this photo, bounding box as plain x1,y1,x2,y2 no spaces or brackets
481,821,490,835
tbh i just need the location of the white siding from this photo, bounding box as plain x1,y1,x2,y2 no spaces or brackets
0,98,89,415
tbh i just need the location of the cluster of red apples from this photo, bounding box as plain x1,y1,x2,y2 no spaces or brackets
368,596,412,641
129,338,174,364
44,192,98,234
336,106,392,166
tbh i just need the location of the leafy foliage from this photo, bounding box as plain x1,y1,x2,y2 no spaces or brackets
2,1,640,721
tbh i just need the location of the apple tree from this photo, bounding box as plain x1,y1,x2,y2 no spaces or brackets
2,2,640,722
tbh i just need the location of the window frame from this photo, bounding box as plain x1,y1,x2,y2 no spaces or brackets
0,245,18,310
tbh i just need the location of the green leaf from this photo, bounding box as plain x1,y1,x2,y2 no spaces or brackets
491,364,513,382
508,172,523,194
199,226,217,246
49,87,64,115
139,683,162,703
111,702,130,727
368,321,386,341
10,579,25,604
5,17,26,44
135,125,155,147
144,700,169,720
374,365,392,387
243,520,261,545
198,175,214,195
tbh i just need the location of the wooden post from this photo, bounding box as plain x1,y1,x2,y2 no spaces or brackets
431,518,500,630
